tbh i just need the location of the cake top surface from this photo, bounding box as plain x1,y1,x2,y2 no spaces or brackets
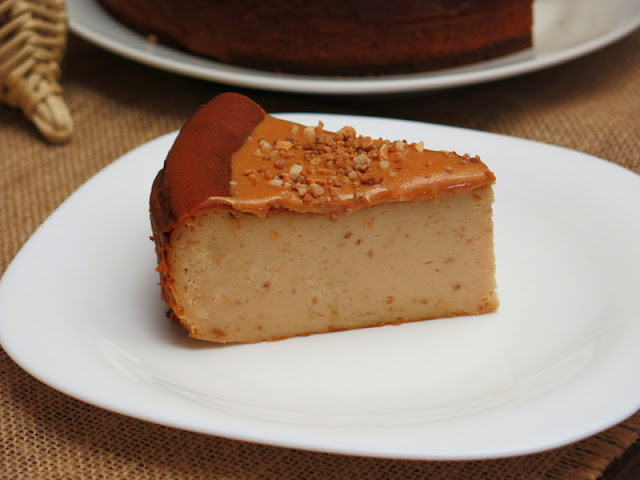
157,93,495,224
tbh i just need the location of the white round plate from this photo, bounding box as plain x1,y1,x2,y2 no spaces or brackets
1,115,640,460
66,0,640,95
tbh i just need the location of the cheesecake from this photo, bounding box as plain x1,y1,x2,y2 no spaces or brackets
150,93,498,343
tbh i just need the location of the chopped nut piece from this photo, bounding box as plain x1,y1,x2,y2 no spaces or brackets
303,126,315,136
268,179,284,187
361,175,382,185
276,140,293,150
337,126,357,139
308,183,325,197
414,141,424,152
353,153,371,172
259,139,273,152
289,164,304,176
379,143,389,160
379,160,390,170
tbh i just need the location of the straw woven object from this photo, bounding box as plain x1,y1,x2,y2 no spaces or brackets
0,0,73,143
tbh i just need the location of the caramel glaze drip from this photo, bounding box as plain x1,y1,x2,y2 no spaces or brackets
151,93,495,231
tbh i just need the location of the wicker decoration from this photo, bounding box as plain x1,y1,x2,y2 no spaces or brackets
0,0,73,143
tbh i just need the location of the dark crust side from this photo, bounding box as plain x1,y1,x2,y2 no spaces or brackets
157,92,266,229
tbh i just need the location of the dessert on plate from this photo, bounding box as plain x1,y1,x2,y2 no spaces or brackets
150,93,498,343
99,0,533,75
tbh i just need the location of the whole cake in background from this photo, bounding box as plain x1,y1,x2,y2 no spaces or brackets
98,0,533,75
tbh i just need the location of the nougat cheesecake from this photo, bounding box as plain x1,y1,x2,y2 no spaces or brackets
150,93,498,343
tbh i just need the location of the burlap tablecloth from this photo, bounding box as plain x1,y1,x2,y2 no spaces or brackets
1,28,640,479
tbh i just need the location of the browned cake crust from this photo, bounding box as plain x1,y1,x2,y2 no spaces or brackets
98,0,533,75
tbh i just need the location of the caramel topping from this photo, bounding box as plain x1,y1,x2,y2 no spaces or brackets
210,115,495,217
153,93,495,231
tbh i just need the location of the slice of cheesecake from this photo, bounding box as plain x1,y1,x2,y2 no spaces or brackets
150,93,498,343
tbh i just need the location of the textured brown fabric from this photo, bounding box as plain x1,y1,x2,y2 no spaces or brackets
1,29,640,480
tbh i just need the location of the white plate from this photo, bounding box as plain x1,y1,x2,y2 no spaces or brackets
1,115,640,460
66,0,640,95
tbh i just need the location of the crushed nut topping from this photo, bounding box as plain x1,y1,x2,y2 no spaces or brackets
241,123,468,209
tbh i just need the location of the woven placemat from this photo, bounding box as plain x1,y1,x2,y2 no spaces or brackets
1,30,639,480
